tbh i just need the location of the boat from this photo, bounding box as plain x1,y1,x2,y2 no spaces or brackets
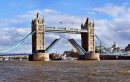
3,58,8,60
51,58,62,60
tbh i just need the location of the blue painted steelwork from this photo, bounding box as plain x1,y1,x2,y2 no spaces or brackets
95,41,99,46
0,31,35,55
46,38,61,53
95,35,130,55
68,39,88,55
95,35,112,54
95,35,110,48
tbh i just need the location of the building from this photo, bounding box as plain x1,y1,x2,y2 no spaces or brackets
111,42,120,52
49,53,61,59
125,44,130,51
63,49,79,58
95,46,100,53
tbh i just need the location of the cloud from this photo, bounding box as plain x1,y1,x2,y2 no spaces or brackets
0,9,86,54
84,3,130,49
1,6,130,54
9,1,35,8
64,34,81,40
9,19,24,24
0,27,31,52
17,9,85,28
46,33,60,39
0,18,24,27
91,3,125,17
94,5,130,48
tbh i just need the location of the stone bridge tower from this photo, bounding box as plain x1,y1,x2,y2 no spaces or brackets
81,18,95,53
29,13,49,61
81,18,100,60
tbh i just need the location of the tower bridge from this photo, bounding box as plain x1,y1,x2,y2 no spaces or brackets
29,13,100,61
0,13,129,61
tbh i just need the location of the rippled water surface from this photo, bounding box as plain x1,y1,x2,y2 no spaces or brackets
0,60,130,82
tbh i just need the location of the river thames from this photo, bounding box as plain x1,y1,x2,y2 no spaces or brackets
0,60,130,82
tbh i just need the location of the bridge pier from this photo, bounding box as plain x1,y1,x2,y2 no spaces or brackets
29,53,49,61
85,53,100,60
78,53,100,60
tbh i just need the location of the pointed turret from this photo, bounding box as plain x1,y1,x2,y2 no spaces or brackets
93,21,95,26
36,12,39,19
85,18,90,25
42,17,44,23
31,19,34,23
81,23,84,29
43,16,44,20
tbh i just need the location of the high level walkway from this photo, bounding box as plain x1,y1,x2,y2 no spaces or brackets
45,27,87,34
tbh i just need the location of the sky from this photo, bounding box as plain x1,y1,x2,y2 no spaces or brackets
0,0,130,54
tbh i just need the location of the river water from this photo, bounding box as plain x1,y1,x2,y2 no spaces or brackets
0,59,130,82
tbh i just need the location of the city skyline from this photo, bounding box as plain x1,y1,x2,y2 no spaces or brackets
0,0,130,53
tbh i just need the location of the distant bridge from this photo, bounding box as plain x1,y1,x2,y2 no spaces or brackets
0,53,32,56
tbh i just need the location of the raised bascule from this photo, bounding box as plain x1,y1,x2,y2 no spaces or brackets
29,13,100,61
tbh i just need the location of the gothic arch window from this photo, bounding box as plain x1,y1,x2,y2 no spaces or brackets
40,46,41,50
90,29,93,34
39,40,41,43
38,26,42,31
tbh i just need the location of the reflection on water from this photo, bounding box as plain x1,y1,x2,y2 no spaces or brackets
0,60,130,82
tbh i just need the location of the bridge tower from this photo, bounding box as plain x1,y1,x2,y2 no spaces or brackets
81,18,100,60
81,18,95,52
29,13,49,61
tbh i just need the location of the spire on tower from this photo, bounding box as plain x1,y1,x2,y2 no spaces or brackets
85,18,90,25
93,21,95,26
43,16,44,20
81,23,84,29
36,12,39,18
81,23,83,26
31,19,34,24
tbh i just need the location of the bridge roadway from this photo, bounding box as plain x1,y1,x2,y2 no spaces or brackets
45,27,88,33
